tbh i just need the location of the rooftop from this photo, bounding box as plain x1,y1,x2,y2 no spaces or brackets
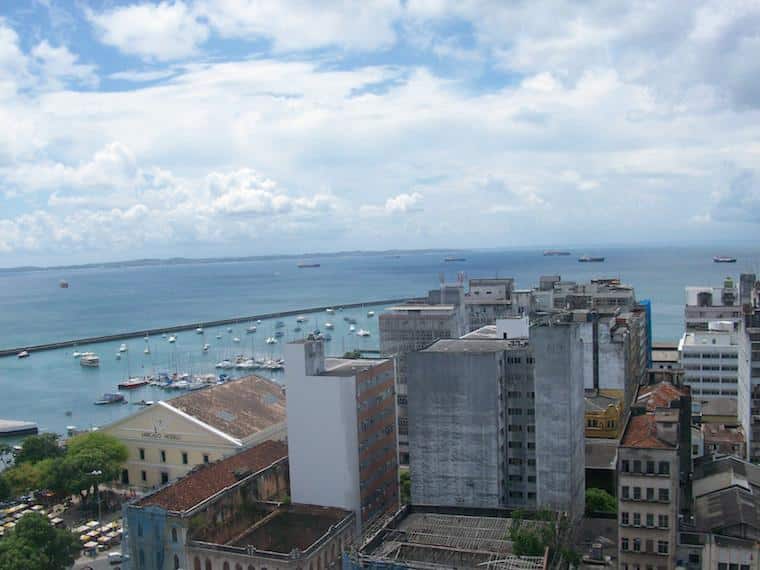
421,337,523,353
651,349,679,363
700,398,738,418
621,415,674,449
585,393,621,413
585,439,618,470
321,357,389,377
229,505,351,552
621,382,689,449
137,440,288,512
702,424,744,445
635,382,689,413
384,304,456,312
680,330,737,348
168,375,286,440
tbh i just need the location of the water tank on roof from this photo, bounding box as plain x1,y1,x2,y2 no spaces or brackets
697,291,713,307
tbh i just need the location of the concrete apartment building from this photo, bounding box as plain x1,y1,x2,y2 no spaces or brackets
379,285,468,464
678,322,741,402
284,339,399,532
617,381,692,570
464,277,515,330
406,315,585,517
102,376,287,490
124,440,357,570
738,273,760,462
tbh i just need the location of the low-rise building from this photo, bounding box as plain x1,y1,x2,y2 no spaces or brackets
284,339,399,532
465,278,515,330
701,424,746,459
651,342,680,371
685,278,741,332
585,392,624,439
617,381,691,570
346,505,548,570
102,376,287,489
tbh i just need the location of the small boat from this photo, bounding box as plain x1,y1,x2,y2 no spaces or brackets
118,378,149,390
134,400,155,407
347,317,357,324
367,310,375,317
195,327,204,334
168,336,176,343
73,351,82,358
266,337,278,345
236,359,256,369
256,319,262,324
80,353,100,367
543,250,571,256
274,331,284,338
356,329,371,337
444,256,466,262
144,335,150,341
215,360,234,369
713,256,737,263
246,326,257,333
275,321,285,329
216,333,222,339
349,324,356,332
115,353,121,360
94,393,125,405
296,315,307,323
143,347,150,355
161,333,167,338
325,322,334,329
119,343,127,352
297,262,320,268
326,308,335,314
227,327,233,333
578,256,605,263
232,337,241,343
17,350,29,359
294,326,302,332
202,343,210,352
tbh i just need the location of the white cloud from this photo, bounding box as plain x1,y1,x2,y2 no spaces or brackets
87,1,209,61
384,192,423,214
31,41,98,88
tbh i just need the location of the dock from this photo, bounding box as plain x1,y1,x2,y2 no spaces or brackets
0,297,411,358
0,420,39,436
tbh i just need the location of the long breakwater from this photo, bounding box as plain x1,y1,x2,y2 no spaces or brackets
0,297,409,357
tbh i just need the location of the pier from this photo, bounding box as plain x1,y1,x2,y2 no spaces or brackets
0,297,410,358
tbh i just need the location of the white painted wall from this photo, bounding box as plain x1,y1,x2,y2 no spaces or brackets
496,316,530,339
284,342,361,530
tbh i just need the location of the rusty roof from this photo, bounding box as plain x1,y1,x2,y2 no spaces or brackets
167,375,286,440
702,423,745,444
137,440,287,512
635,382,688,412
621,415,674,449
622,381,689,449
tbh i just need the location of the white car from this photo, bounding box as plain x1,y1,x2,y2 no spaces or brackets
108,551,124,565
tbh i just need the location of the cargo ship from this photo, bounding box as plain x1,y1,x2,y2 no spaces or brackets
713,256,737,263
543,250,571,256
443,256,466,262
297,262,321,268
578,256,605,263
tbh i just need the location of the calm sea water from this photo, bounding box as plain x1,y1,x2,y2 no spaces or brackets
1,245,758,438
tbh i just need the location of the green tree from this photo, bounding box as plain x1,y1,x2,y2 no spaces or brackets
15,433,63,465
63,432,128,500
0,474,11,501
3,461,45,496
400,471,411,504
508,509,580,565
0,513,80,570
585,488,617,514
343,350,362,359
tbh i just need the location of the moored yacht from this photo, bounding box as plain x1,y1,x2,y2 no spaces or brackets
356,329,371,337
80,353,100,367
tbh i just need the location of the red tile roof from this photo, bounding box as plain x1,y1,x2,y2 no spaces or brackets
621,415,674,449
138,440,287,512
621,382,689,449
635,382,688,412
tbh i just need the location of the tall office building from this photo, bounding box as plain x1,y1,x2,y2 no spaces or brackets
406,315,585,518
284,339,399,531
738,274,760,462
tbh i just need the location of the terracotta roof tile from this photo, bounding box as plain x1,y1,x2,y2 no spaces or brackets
621,415,673,449
636,382,688,412
622,382,689,449
138,440,287,512
168,375,286,440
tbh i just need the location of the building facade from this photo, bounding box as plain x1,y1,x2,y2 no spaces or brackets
685,278,741,332
678,323,740,402
406,315,585,517
102,376,287,490
617,382,691,570
585,393,624,439
284,339,399,532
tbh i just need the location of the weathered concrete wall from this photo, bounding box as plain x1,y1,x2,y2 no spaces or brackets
532,324,586,518
407,350,502,507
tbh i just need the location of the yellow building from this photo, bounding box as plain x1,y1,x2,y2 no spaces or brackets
585,391,623,439
102,375,286,490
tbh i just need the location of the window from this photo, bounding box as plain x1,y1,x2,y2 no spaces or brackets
171,527,178,542
621,460,630,472
646,460,655,474
658,461,669,475
621,538,629,551
659,488,670,502
657,540,668,555
646,513,654,527
633,512,641,527
633,460,641,473
195,558,201,570
718,564,728,570
203,454,210,464
633,487,641,500
174,555,180,570
139,550,145,568
223,563,230,570
160,450,167,463
633,538,641,552
161,471,169,484
622,486,630,499
658,514,669,528
646,487,654,501
139,448,145,460
621,512,629,526
137,523,143,537
236,564,243,570
182,452,188,465
205,560,212,570
141,470,147,482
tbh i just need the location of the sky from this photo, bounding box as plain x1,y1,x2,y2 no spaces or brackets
1,1,760,266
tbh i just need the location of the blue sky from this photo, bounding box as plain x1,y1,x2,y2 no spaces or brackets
1,1,760,265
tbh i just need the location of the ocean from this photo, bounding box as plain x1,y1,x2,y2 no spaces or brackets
0,245,757,438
